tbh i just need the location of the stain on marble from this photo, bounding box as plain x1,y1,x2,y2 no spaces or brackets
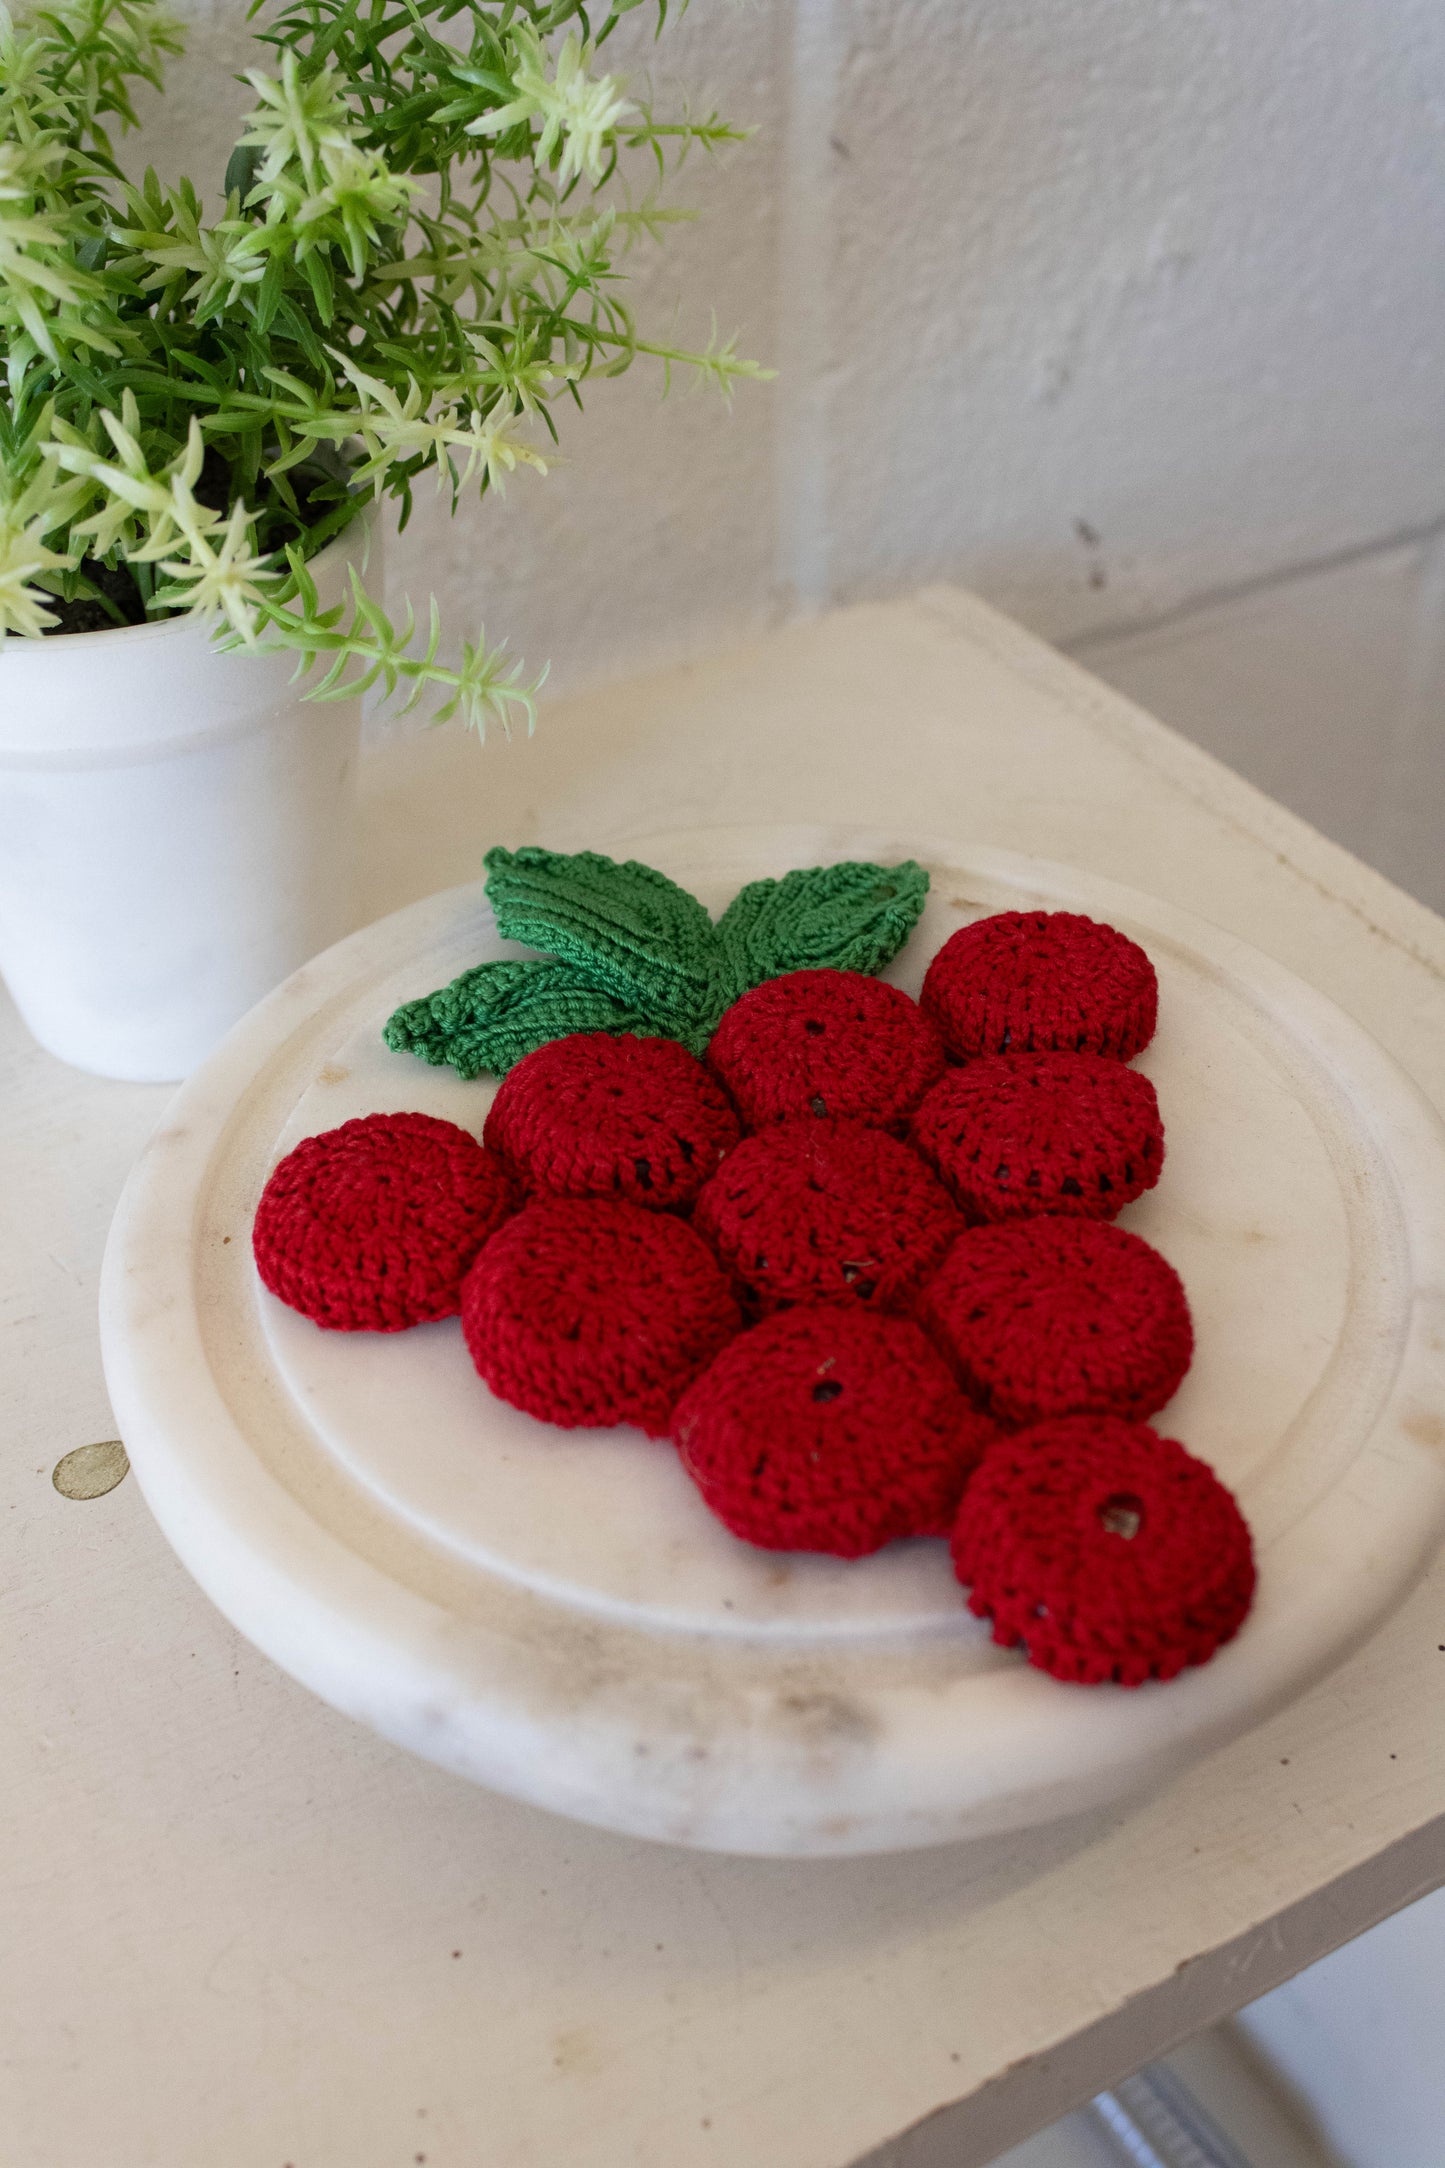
551,2026,605,2077
1401,1406,1445,1457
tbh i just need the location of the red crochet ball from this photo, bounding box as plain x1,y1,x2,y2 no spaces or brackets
707,968,946,1132
483,1031,740,1212
693,1118,960,1316
461,1195,741,1436
909,1050,1163,1223
921,910,1158,1062
674,1305,997,1556
951,1414,1254,1685
918,1218,1193,1427
253,1110,515,1332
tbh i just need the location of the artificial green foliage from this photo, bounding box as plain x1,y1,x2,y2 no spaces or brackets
717,860,931,994
483,842,721,1033
384,845,931,1075
0,0,764,728
383,953,648,1079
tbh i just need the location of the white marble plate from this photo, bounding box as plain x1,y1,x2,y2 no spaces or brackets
100,827,1445,1855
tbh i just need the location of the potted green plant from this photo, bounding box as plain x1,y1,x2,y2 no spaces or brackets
0,0,760,1080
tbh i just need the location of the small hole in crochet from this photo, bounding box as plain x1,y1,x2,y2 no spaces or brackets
804,1018,827,1036
872,884,897,901
1060,1176,1083,1197
809,1094,828,1117
1000,1027,1012,1050
1098,1493,1144,1540
812,1379,844,1404
994,1163,1010,1186
633,1156,653,1190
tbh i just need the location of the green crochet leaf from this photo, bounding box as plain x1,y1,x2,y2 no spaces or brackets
384,847,932,1080
717,858,929,995
382,958,650,1079
483,845,723,1038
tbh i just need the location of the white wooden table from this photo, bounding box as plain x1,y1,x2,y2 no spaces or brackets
5,589,1443,2168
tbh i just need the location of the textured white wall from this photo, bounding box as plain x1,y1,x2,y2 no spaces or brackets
131,0,1445,701
812,0,1445,639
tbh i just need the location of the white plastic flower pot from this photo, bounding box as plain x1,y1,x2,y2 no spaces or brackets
0,519,374,1082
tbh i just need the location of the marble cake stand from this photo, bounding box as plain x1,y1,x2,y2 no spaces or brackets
99,827,1445,1856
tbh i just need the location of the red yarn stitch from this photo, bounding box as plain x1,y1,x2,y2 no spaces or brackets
918,1219,1193,1427
674,1305,997,1555
253,1111,515,1332
692,1118,960,1316
951,1414,1254,1685
461,1195,741,1435
909,1051,1164,1223
921,911,1158,1062
483,1031,740,1212
707,968,946,1132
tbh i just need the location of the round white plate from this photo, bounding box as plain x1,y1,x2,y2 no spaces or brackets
100,827,1445,1855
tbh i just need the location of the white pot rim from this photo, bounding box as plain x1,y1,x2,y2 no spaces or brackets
1,503,372,657
0,505,377,759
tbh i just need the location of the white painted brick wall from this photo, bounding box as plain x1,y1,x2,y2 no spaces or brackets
133,0,1445,700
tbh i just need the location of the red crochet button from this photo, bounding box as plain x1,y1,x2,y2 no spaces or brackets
253,1111,515,1332
951,1415,1254,1685
674,1305,997,1556
707,969,946,1132
483,1031,740,1212
909,1051,1164,1223
693,1119,960,1316
918,1219,1193,1427
921,910,1158,1061
462,1196,741,1436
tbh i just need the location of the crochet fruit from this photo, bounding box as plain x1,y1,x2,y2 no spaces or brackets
707,968,946,1130
483,1032,740,1212
252,1112,514,1332
951,1415,1255,1686
916,1217,1193,1429
921,909,1158,1061
693,1119,961,1317
909,1051,1164,1223
255,897,1255,1686
462,1196,740,1437
674,1306,998,1557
